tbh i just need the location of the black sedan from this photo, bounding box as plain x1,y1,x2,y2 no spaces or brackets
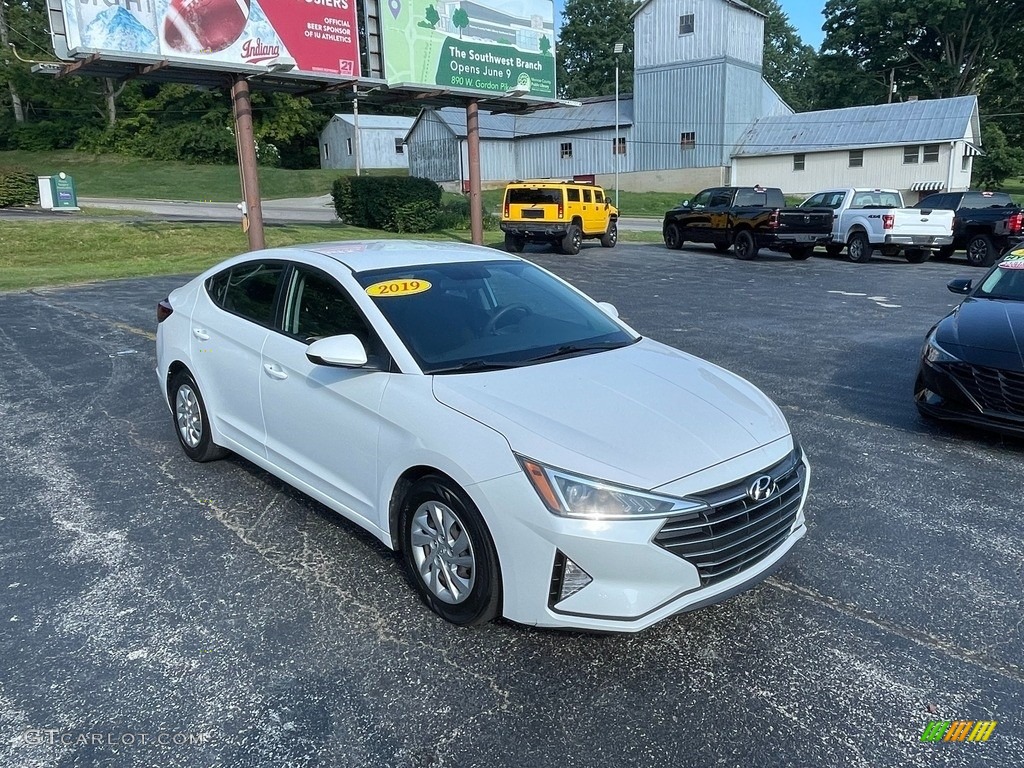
915,249,1024,437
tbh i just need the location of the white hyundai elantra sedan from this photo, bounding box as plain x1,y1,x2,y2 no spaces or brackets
156,240,809,632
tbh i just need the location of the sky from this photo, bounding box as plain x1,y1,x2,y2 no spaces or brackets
552,1,828,50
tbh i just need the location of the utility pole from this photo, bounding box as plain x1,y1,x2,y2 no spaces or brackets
0,2,26,123
353,83,361,176
466,99,483,245
231,76,266,251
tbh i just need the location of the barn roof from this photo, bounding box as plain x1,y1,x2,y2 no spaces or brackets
329,114,416,130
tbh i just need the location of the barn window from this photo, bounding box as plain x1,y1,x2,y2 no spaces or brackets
680,132,696,151
679,14,695,35
923,144,940,163
346,138,353,156
793,154,805,171
323,143,329,160
903,146,919,164
395,138,405,154
849,149,863,168
560,142,573,159
612,136,626,155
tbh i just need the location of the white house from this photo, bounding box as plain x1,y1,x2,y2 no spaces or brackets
731,96,982,202
319,114,416,171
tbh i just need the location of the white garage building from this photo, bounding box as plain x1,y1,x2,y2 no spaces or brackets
731,96,981,203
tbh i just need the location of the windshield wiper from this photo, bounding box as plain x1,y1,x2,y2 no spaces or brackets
525,339,638,363
429,359,517,374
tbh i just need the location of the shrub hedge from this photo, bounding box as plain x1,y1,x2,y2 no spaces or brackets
332,175,442,231
0,167,38,208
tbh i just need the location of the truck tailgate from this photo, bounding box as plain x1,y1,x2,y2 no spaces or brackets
777,209,834,235
893,208,954,240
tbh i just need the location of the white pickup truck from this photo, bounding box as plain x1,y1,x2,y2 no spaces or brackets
800,188,955,264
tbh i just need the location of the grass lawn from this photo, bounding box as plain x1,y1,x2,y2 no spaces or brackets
0,220,662,291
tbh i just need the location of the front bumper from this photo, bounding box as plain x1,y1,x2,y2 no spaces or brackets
915,358,1024,438
471,443,810,632
883,234,954,248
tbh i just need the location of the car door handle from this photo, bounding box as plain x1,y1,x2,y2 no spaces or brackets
192,328,210,341
263,363,288,380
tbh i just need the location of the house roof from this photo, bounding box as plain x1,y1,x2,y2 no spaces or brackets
631,0,765,21
413,95,635,142
732,95,980,157
329,114,416,130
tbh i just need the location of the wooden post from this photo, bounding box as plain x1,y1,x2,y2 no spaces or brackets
466,99,483,245
231,76,265,251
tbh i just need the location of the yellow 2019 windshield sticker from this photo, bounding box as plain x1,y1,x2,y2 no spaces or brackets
366,279,432,297
999,250,1024,269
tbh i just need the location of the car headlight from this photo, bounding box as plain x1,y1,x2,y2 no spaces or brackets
924,332,960,364
517,457,708,520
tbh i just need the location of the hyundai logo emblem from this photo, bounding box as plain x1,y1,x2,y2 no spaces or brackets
748,475,777,502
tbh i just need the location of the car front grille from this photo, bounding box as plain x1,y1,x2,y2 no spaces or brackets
946,363,1024,417
654,451,804,586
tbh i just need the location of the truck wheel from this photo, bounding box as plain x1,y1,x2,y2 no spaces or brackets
664,223,683,250
933,245,954,261
789,246,814,260
846,231,872,263
600,222,618,248
904,248,930,263
733,230,758,260
825,243,844,257
561,224,583,255
966,234,996,267
504,233,525,253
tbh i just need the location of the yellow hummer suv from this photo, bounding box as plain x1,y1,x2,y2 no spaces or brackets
500,179,619,255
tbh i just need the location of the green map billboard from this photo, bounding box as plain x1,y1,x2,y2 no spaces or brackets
381,1,556,99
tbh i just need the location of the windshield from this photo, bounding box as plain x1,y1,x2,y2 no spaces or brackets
977,252,1024,301
357,260,638,373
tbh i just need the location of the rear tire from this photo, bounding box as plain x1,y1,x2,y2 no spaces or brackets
733,230,758,260
504,233,525,253
398,475,501,627
664,223,683,250
846,231,872,263
966,234,996,267
169,369,227,463
600,222,618,248
789,246,814,260
905,248,930,263
561,224,583,255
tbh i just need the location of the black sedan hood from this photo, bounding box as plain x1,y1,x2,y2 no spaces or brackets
935,297,1024,372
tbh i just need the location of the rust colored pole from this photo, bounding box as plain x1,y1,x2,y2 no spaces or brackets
466,99,483,245
231,76,266,251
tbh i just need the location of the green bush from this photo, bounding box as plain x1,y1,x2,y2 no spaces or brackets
0,167,38,208
388,200,441,232
332,175,442,229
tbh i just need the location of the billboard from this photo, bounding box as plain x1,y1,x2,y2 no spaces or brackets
381,1,555,99
59,0,360,77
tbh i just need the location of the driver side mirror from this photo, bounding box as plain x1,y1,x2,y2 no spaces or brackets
306,334,368,367
947,278,973,295
681,200,691,208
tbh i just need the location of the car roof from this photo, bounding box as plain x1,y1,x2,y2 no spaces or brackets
251,240,518,273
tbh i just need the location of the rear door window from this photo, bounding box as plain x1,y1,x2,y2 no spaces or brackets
206,262,285,327
566,188,580,202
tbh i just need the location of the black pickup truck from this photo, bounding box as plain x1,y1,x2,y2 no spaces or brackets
663,186,834,260
913,190,1023,267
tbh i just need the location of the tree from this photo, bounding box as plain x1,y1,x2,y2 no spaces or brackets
821,0,1024,100
973,123,1024,189
557,0,636,99
743,0,818,111
452,8,469,39
0,0,25,122
424,4,440,28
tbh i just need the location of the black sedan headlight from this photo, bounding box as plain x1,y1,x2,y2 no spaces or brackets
924,331,961,364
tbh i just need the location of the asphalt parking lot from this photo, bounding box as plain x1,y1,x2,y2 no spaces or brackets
1,242,1021,767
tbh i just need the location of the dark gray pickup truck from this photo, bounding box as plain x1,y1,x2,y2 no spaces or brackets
913,190,1024,267
662,186,833,260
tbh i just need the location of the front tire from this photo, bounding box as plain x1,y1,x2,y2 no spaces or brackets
966,234,996,267
169,369,227,462
733,229,758,260
664,223,683,250
399,475,501,627
847,231,872,263
561,224,583,255
600,222,618,248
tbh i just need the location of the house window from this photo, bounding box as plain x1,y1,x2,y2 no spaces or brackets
923,144,940,163
394,138,405,154
903,146,919,164
793,153,805,171
346,138,353,156
560,142,573,159
679,14,694,35
962,154,970,171
680,131,696,151
323,143,329,160
849,149,863,168
612,136,626,155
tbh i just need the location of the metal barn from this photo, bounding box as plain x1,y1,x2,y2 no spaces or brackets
319,114,416,171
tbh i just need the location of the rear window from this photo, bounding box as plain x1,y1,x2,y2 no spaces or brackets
851,191,902,208
507,188,562,205
734,188,784,207
962,191,1014,208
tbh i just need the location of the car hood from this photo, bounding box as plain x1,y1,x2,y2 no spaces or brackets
431,339,790,490
935,297,1024,372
